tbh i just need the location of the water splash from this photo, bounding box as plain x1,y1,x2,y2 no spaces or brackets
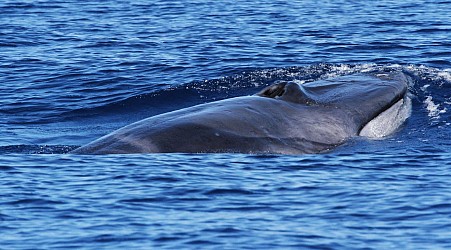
424,95,447,119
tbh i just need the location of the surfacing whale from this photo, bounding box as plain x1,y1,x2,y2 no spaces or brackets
72,72,410,154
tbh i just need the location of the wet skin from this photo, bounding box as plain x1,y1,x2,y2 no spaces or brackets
72,72,408,154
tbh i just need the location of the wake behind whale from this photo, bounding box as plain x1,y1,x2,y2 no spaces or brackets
72,72,411,154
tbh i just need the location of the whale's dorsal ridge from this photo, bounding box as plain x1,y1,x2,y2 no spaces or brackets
256,81,287,98
256,81,315,105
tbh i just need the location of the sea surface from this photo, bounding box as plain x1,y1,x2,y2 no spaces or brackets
1,0,450,249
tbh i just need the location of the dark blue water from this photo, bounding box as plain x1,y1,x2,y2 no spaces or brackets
1,0,450,249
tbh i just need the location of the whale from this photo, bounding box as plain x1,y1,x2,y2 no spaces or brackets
71,72,410,154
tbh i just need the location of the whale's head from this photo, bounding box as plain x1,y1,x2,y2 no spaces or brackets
257,72,410,137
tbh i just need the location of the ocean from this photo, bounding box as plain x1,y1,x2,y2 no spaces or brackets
0,0,450,249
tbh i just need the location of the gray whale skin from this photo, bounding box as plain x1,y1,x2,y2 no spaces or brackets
72,72,409,154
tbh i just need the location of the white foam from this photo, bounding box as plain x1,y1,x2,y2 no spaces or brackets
359,97,412,138
424,95,447,119
293,79,306,85
420,84,430,91
437,70,451,82
321,63,405,79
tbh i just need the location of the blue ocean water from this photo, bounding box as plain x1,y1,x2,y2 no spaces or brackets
0,0,450,249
